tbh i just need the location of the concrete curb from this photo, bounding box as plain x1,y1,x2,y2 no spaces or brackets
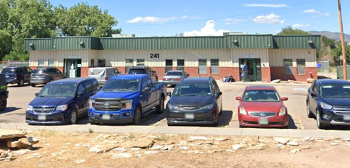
1,123,350,139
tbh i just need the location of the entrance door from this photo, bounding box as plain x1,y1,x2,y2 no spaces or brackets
64,59,82,78
239,58,262,81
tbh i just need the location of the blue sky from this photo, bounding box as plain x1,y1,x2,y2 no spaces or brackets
51,0,350,37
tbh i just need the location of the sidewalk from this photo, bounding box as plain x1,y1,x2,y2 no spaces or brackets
1,123,350,139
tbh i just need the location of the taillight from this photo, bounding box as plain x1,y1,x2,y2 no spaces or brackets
163,78,167,81
174,78,181,81
105,77,108,80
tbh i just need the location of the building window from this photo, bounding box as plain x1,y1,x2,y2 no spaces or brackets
48,60,55,67
38,59,45,67
125,59,133,73
98,59,105,67
198,59,207,74
137,59,145,65
297,59,306,75
90,59,94,67
177,59,184,70
283,59,293,75
210,59,219,74
165,59,173,73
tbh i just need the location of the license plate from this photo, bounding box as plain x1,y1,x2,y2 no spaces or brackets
258,118,269,125
38,115,46,121
344,115,350,121
185,113,194,119
102,114,111,120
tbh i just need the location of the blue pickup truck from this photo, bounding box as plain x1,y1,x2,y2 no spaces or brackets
88,74,166,124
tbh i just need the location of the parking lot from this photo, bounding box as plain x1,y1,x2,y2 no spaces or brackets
0,81,323,130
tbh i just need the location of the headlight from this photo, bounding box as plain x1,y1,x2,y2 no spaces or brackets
27,105,33,111
168,104,180,110
279,107,286,116
320,102,333,110
89,99,95,108
201,103,214,110
121,100,133,109
56,104,68,111
239,107,247,115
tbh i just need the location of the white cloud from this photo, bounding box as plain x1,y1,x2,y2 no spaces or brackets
292,24,311,28
245,4,287,8
183,20,229,36
324,12,330,16
181,15,200,19
127,16,175,23
303,9,319,13
253,13,285,24
224,18,247,25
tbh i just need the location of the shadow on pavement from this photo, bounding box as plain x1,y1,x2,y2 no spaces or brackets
288,114,298,129
0,107,21,115
218,110,233,127
324,125,350,130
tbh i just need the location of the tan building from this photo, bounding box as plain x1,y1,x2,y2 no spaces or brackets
25,34,321,82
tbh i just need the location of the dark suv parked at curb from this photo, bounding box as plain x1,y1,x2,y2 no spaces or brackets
0,74,8,111
26,78,99,125
30,67,65,87
2,66,32,86
128,64,158,83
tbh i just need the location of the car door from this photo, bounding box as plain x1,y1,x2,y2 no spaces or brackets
25,67,32,83
212,80,222,112
75,83,87,116
139,77,151,112
309,82,319,114
148,77,158,107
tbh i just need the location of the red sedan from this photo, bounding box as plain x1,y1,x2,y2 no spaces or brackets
236,85,289,128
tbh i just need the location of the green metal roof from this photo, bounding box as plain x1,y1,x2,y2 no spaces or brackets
25,34,321,51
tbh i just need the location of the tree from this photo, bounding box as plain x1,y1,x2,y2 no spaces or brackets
277,26,310,35
55,3,121,37
332,43,350,65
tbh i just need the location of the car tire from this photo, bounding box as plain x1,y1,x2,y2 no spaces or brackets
167,122,175,126
219,103,223,116
0,95,7,111
18,79,24,86
68,109,78,125
31,83,36,87
239,125,245,128
316,110,326,129
306,101,314,118
132,106,142,125
156,96,164,114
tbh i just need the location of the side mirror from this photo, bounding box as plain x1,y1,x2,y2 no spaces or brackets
142,87,150,93
281,97,288,101
166,91,172,97
35,93,38,97
186,74,190,77
217,92,222,96
236,97,242,100
310,92,316,97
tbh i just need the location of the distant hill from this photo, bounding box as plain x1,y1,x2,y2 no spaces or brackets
309,31,350,43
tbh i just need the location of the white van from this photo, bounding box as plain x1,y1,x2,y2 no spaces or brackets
88,67,120,85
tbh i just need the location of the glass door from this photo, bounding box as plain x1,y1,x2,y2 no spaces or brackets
239,58,261,81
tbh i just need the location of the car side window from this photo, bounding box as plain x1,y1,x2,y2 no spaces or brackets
77,84,86,96
84,81,93,93
312,82,318,94
147,77,152,87
26,67,32,73
91,79,98,90
142,77,148,89
213,80,220,94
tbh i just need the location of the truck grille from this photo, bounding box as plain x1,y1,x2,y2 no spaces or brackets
33,107,55,113
333,106,350,115
249,112,276,117
94,98,122,111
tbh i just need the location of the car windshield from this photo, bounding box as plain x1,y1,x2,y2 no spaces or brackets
1,68,15,73
320,84,350,98
102,79,140,92
38,83,77,97
243,90,280,102
128,69,147,74
89,68,105,76
173,83,212,96
166,72,183,76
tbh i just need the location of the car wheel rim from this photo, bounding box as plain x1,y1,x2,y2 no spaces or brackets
317,112,321,127
135,108,141,123
307,103,310,115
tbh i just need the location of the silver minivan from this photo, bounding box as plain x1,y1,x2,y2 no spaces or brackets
88,67,120,85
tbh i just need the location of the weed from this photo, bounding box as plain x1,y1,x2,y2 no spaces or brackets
88,129,94,133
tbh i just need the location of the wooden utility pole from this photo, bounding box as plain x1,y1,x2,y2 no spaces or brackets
338,0,347,79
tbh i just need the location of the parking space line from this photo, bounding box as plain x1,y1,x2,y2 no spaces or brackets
152,118,166,126
278,85,282,93
297,115,304,130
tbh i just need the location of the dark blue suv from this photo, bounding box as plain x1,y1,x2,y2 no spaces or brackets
26,78,99,125
307,79,350,129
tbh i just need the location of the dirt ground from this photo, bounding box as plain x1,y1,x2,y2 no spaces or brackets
1,130,350,168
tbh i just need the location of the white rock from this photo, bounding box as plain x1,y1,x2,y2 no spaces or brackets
232,144,242,151
44,143,50,146
51,153,60,157
180,147,188,150
113,148,127,152
189,136,208,141
65,143,71,146
331,142,339,146
89,147,102,153
290,149,300,153
131,148,141,151
303,137,311,141
14,149,30,156
75,159,86,164
275,144,285,148
144,151,158,155
150,144,163,150
287,142,299,146
83,143,90,148
194,150,203,154
274,137,289,145
111,153,132,158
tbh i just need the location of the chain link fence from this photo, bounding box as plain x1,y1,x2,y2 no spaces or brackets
317,61,329,74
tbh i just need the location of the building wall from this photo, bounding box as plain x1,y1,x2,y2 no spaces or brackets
268,49,316,67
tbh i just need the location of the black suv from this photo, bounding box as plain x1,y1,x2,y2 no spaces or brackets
30,67,66,87
2,66,32,86
0,74,8,111
128,64,158,82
